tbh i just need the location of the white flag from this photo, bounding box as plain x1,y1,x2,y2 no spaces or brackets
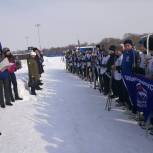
0,58,13,72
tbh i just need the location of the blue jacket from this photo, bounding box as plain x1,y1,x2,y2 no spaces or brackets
0,70,9,80
121,49,138,75
85,56,91,62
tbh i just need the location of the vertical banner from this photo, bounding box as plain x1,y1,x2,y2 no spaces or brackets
122,74,153,122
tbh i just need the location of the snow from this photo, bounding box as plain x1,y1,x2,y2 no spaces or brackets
0,56,153,153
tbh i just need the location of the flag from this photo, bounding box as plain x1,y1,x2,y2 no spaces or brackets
123,74,153,122
0,58,13,72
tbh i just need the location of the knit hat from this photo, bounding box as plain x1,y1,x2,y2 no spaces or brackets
96,44,100,49
33,47,38,52
2,47,10,54
109,45,116,51
123,39,133,46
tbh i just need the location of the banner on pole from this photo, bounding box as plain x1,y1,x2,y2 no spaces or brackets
123,74,153,122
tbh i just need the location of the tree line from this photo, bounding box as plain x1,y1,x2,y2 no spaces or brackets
15,33,148,57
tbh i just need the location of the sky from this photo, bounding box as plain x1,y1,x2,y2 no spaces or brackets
0,0,153,50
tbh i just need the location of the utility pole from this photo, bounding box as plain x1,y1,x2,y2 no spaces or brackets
35,24,41,49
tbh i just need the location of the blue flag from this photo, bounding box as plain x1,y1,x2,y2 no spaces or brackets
123,74,153,122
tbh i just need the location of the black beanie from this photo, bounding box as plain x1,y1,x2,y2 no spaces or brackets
123,39,133,46
109,45,116,51
96,44,100,49
33,47,38,52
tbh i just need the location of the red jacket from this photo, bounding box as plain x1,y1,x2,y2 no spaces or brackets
7,55,17,73
8,63,17,73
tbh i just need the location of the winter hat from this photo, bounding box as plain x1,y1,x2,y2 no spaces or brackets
123,39,133,46
2,47,10,54
30,51,36,56
96,44,100,49
109,45,116,52
33,47,38,52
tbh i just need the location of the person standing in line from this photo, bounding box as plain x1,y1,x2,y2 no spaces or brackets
97,46,104,93
137,39,147,75
0,42,6,108
105,45,117,98
121,39,139,112
32,48,44,89
102,50,110,95
91,49,98,89
3,48,23,101
27,51,40,95
0,48,13,107
111,45,124,106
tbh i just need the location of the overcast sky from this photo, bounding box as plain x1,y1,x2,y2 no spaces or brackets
0,0,153,50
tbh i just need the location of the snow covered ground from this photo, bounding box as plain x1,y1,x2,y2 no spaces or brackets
0,57,153,153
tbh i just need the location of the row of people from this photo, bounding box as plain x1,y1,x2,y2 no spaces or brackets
65,39,153,134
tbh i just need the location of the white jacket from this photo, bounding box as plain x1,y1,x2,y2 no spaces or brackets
100,55,110,75
114,55,123,81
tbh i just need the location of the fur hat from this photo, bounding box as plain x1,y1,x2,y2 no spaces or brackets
30,51,36,56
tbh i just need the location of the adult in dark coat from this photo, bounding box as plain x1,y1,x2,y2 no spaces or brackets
33,48,44,75
27,51,40,95
0,47,12,107
103,45,116,95
33,48,44,86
